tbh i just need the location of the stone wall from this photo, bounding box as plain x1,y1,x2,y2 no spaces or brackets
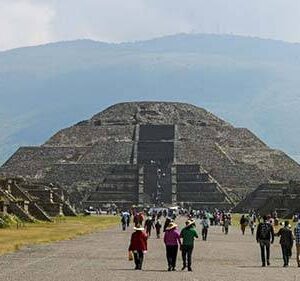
45,125,135,146
79,141,134,164
1,147,88,178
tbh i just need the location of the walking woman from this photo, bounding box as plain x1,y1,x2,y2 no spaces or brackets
128,224,148,270
180,219,198,271
163,222,181,271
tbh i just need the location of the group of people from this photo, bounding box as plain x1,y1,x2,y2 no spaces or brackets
125,209,300,271
256,215,300,267
128,217,198,271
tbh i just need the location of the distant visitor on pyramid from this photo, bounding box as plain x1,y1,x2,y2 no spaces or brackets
1,102,300,217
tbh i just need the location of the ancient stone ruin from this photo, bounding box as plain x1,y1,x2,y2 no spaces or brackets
0,177,76,221
1,102,300,215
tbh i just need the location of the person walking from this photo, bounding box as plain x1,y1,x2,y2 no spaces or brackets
275,221,294,267
201,216,209,241
249,219,255,235
144,216,154,237
180,219,198,271
121,214,127,231
294,219,300,267
164,222,181,271
240,215,248,235
256,215,274,267
155,218,162,238
128,224,148,270
224,215,230,235
163,217,172,232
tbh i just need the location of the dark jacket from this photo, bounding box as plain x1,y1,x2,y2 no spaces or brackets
276,227,294,247
256,222,274,243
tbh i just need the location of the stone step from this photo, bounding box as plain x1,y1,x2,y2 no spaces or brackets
38,203,63,217
177,182,217,192
96,183,137,192
176,165,201,173
177,173,209,182
177,192,225,202
87,191,137,201
181,201,232,210
104,174,137,182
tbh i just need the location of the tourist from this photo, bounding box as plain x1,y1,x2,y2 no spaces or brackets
180,219,199,271
201,215,209,240
294,219,300,267
240,215,248,235
127,212,131,227
138,212,145,225
224,215,230,235
144,216,154,237
249,219,255,235
121,214,127,231
155,218,162,238
275,221,294,267
163,217,172,232
164,222,181,271
128,224,148,270
256,215,274,267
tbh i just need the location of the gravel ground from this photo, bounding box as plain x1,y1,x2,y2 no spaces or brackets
0,217,299,281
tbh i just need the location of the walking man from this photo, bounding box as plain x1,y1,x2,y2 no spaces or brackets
180,219,198,271
164,222,181,271
121,214,127,231
240,215,248,235
294,219,300,267
144,216,154,237
256,215,274,267
155,218,162,238
224,215,230,235
128,224,148,270
201,216,209,241
276,221,293,267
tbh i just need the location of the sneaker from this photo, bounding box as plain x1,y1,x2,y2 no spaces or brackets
181,266,186,271
267,261,270,266
188,267,192,272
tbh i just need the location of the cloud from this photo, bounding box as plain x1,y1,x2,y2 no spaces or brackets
1,0,300,50
50,0,300,43
0,0,55,50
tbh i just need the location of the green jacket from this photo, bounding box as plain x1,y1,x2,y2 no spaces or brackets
180,226,198,246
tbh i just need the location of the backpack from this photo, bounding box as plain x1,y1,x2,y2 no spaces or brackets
202,220,209,228
260,223,270,240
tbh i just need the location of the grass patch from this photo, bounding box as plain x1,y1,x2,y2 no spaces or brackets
0,215,118,255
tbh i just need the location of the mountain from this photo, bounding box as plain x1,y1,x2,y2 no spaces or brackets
1,34,300,164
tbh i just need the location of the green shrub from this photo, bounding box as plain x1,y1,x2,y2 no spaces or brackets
0,214,23,228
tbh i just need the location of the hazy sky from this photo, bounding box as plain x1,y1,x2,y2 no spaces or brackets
1,0,300,51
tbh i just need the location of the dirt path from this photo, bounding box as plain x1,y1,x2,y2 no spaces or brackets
0,217,299,281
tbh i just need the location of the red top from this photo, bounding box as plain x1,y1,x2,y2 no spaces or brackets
128,231,148,251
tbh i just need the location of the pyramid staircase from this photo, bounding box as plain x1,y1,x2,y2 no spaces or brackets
176,164,234,209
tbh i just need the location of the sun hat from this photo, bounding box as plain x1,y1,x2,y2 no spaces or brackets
134,224,144,231
185,219,196,227
165,222,178,231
